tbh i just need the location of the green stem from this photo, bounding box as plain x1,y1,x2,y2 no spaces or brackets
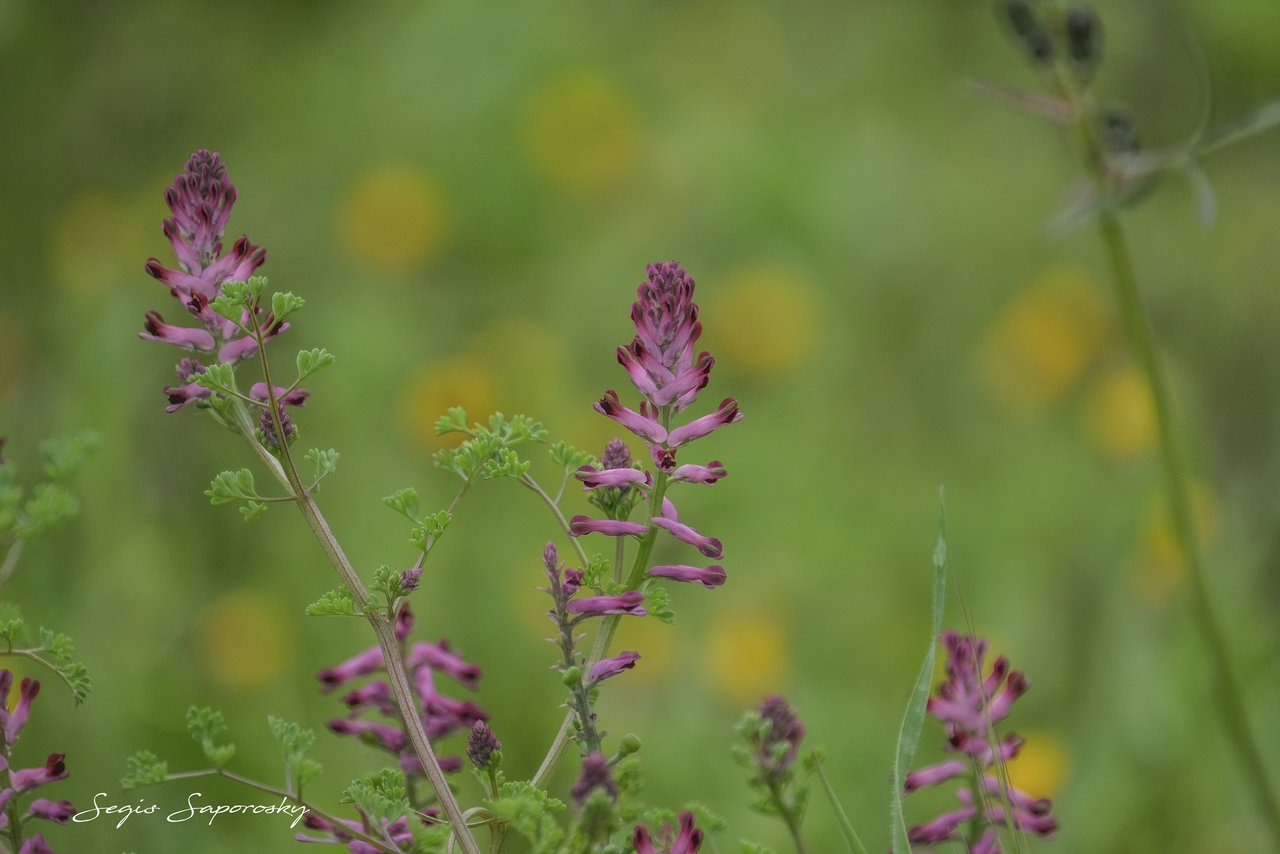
244,320,483,854
530,469,670,787
1055,72,1280,842
161,768,397,853
766,776,808,854
810,754,868,854
0,648,79,698
0,538,24,592
519,473,589,566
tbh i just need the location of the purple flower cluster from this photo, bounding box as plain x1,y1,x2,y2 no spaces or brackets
571,262,739,589
296,810,436,852
904,632,1058,852
140,150,306,419
0,671,75,854
316,605,487,778
755,695,805,782
632,810,705,854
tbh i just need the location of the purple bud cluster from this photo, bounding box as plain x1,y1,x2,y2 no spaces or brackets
0,671,75,854
904,632,1058,851
316,605,487,779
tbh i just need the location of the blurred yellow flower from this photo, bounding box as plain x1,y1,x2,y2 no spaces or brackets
49,189,150,295
399,356,499,451
703,609,789,704
522,71,640,195
1081,364,1156,459
978,267,1107,415
196,590,295,692
472,316,569,415
705,265,821,380
1007,728,1069,799
1133,483,1218,604
337,164,450,274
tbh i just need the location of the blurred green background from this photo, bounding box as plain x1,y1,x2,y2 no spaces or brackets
2,0,1280,851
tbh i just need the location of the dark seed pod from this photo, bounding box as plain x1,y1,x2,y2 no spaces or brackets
1065,5,1104,77
1000,0,1055,66
1099,108,1140,154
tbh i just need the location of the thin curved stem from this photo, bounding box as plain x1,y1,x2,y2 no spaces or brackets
246,320,482,854
161,768,397,853
810,753,868,854
1052,65,1280,844
519,473,589,566
0,538,24,592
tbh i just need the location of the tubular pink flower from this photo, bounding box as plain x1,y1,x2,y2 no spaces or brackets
17,834,55,854
569,514,648,538
566,592,647,617
595,391,667,444
670,460,727,484
903,759,967,792
651,499,723,559
10,755,69,792
3,678,39,743
667,398,743,447
26,799,75,824
588,650,640,685
649,564,726,589
405,640,482,689
138,311,216,351
342,681,395,716
326,719,407,752
633,810,705,854
907,806,976,845
163,381,212,413
574,465,650,490
249,383,311,407
317,646,384,692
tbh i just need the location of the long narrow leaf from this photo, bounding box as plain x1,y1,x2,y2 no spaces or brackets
889,497,948,853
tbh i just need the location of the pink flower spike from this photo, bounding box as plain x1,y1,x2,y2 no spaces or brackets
670,460,727,484
594,390,668,444
649,564,726,589
568,515,648,538
574,465,650,490
667,398,743,447
588,651,640,685
566,592,647,617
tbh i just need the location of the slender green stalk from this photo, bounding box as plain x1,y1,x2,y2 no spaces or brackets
810,753,869,854
249,320,483,854
160,768,397,853
519,473,590,566
1054,69,1280,844
765,775,808,854
0,538,24,592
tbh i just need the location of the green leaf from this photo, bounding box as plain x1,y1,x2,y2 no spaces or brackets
409,510,452,552
0,606,26,647
186,706,237,768
642,583,676,624
268,716,322,788
305,587,362,617
304,448,340,485
19,484,78,537
39,432,100,482
434,407,471,437
36,627,92,704
122,751,169,790
239,501,268,522
549,441,597,473
382,488,420,522
343,768,410,824
370,565,405,608
271,292,305,322
194,363,238,396
205,469,260,505
485,780,566,854
296,348,336,380
889,498,948,854
482,446,531,479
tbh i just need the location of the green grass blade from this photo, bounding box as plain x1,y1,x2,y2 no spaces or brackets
889,497,948,853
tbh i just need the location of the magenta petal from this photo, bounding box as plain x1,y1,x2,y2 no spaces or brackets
568,515,648,538
649,564,726,589
667,398,743,447
588,651,640,684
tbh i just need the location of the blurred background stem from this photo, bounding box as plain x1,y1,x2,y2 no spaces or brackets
1069,97,1280,842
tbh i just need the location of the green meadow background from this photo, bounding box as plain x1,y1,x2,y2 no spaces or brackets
2,0,1280,851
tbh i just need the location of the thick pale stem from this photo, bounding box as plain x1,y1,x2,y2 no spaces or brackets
248,324,482,854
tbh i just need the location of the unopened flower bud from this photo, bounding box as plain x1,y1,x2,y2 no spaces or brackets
466,721,501,769
619,733,642,756
1065,5,1103,77
1000,0,1054,66
562,666,582,688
